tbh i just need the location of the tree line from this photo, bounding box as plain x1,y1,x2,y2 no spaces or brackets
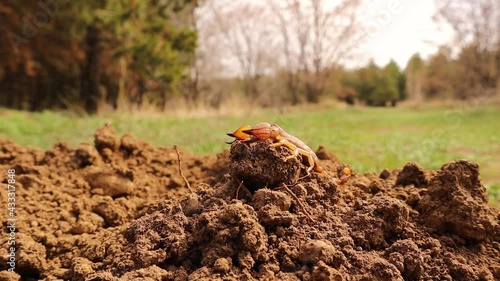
0,0,498,113
0,0,197,114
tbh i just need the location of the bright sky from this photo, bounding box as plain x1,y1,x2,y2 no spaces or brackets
354,0,454,69
198,0,456,74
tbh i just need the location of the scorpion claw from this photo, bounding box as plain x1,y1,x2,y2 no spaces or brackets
226,125,253,144
241,122,279,140
226,133,238,144
226,132,239,139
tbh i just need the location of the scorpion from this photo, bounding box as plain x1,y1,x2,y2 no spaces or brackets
227,122,351,184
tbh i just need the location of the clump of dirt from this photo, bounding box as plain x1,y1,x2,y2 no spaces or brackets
229,140,302,191
0,125,499,281
395,162,434,187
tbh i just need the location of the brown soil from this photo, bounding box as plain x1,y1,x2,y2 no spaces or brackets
1,124,499,281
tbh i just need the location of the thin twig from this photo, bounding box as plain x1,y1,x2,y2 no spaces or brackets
297,173,311,182
174,145,192,193
235,180,244,199
279,183,314,222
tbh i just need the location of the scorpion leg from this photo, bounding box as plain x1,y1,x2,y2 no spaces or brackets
269,136,288,147
337,167,352,184
285,146,316,174
271,136,317,173
297,148,315,174
271,137,299,160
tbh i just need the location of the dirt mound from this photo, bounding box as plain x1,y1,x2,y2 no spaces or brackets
0,125,499,281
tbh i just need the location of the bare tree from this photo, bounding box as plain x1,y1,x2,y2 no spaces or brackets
200,0,277,101
195,0,365,105
269,0,301,104
269,0,365,103
434,0,500,97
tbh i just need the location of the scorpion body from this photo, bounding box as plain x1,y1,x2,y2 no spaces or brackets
227,122,351,184
228,122,323,173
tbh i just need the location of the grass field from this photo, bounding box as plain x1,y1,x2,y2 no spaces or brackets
1,105,499,206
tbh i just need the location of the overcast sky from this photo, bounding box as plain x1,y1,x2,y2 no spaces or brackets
355,0,454,68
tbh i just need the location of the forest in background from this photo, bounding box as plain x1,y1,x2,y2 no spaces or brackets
0,0,499,113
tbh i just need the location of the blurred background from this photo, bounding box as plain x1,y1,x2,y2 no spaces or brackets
0,0,499,204
1,0,499,111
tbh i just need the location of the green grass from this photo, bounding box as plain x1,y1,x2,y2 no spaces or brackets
1,106,499,207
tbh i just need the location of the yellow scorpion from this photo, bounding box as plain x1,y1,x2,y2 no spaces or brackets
227,122,351,183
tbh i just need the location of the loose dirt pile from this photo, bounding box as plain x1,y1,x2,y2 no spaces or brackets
0,124,499,281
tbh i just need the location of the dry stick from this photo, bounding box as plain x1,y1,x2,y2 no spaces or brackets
279,183,314,222
174,145,193,193
297,173,311,182
235,180,244,199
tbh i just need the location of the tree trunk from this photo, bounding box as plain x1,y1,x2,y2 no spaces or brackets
82,26,101,114
287,72,301,105
305,81,321,103
185,66,199,108
243,76,260,100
